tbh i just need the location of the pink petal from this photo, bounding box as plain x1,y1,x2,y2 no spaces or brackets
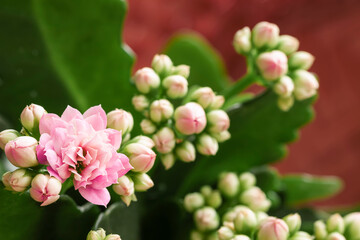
41,195,60,206
78,187,110,206
117,153,133,176
39,114,66,134
47,166,63,182
61,105,83,122
83,105,107,131
104,129,122,150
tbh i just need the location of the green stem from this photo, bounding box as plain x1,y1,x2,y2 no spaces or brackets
222,72,255,99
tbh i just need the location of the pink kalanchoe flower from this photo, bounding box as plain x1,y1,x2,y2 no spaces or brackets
256,50,288,81
36,105,133,206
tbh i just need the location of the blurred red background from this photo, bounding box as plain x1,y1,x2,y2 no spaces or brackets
123,0,360,207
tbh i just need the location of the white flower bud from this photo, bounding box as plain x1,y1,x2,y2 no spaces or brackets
206,190,222,209
293,70,319,100
231,235,251,240
277,96,294,112
120,194,137,207
132,173,154,192
152,54,173,76
161,153,176,170
258,217,289,240
233,206,257,233
104,234,121,240
2,172,13,191
252,22,280,49
210,95,225,110
274,76,294,97
344,212,360,240
131,135,155,148
152,127,176,154
184,192,205,213
87,230,103,240
112,175,134,197
162,75,188,99
172,64,190,78
283,213,301,234
20,104,47,133
194,207,220,232
133,67,160,94
196,134,219,156
218,226,234,240
290,231,313,240
212,131,231,143
289,51,315,70
190,87,216,109
233,27,251,54
207,110,230,134
200,185,213,198
256,50,288,81
314,220,327,240
150,99,174,123
327,232,345,240
140,119,156,135
278,35,299,55
132,95,149,112
96,228,106,239
176,141,196,162
7,169,32,192
190,230,204,240
107,109,134,136
239,172,256,190
240,187,271,212
327,213,345,234
218,172,240,198
0,129,20,150
256,212,269,224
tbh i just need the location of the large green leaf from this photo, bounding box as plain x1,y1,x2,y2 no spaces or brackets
282,174,343,206
0,0,134,128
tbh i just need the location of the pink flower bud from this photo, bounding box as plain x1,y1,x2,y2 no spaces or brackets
149,99,174,123
278,35,299,55
140,119,156,134
256,50,288,81
7,169,32,192
196,134,218,156
132,95,149,112
233,27,252,54
257,217,289,240
107,109,134,136
0,129,20,150
207,110,230,134
5,136,38,167
190,87,216,109
277,96,294,112
211,131,231,143
29,174,62,206
240,187,271,212
174,102,207,135
274,76,294,97
125,143,156,173
151,54,173,76
133,67,160,94
104,234,121,240
112,175,134,196
132,136,155,148
161,153,175,170
289,51,315,70
184,192,205,212
252,22,280,48
132,173,154,192
218,172,240,197
327,233,346,240
2,172,13,191
293,70,319,100
172,64,190,78
20,104,47,133
210,95,225,110
194,207,219,232
176,141,196,162
162,75,188,99
152,127,176,154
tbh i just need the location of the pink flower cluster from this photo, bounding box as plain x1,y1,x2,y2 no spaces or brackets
36,105,132,206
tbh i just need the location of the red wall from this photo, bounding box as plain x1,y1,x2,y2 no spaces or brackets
123,0,360,207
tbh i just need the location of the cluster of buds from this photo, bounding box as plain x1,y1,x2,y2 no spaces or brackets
87,228,121,240
233,21,319,111
314,212,360,240
183,172,272,239
131,54,231,169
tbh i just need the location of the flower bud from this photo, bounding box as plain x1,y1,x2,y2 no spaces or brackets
132,95,149,112
289,51,315,70
239,172,256,190
132,173,154,192
112,175,134,196
163,75,188,98
218,172,240,198
206,190,222,209
20,104,47,133
252,22,280,49
200,185,213,198
194,207,220,232
283,213,301,234
120,194,137,207
176,141,196,162
233,206,257,233
257,212,269,223
87,230,103,240
210,95,225,110
257,217,289,240
125,143,156,173
278,35,299,55
240,187,271,212
2,172,13,190
104,234,121,240
277,96,294,112
344,212,360,240
233,27,251,54
151,54,173,76
207,110,230,134
211,131,231,143
327,213,345,234
161,153,175,170
5,136,38,167
152,127,176,154
190,87,216,109
133,67,160,94
140,119,156,134
314,220,327,240
290,231,313,240
256,50,288,81
293,70,319,100
0,129,20,150
274,76,294,97
232,235,251,240
172,64,190,78
184,192,205,212
132,136,155,148
29,174,61,206
107,109,134,136
327,233,345,240
196,134,219,156
174,102,207,135
190,230,204,240
7,169,32,192
218,226,234,240
96,228,106,239
149,99,174,123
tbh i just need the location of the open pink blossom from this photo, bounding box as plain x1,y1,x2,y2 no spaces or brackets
36,105,133,206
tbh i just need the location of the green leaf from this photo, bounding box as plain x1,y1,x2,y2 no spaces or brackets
0,187,100,240
0,0,134,127
282,174,343,206
94,201,141,240
164,33,229,92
